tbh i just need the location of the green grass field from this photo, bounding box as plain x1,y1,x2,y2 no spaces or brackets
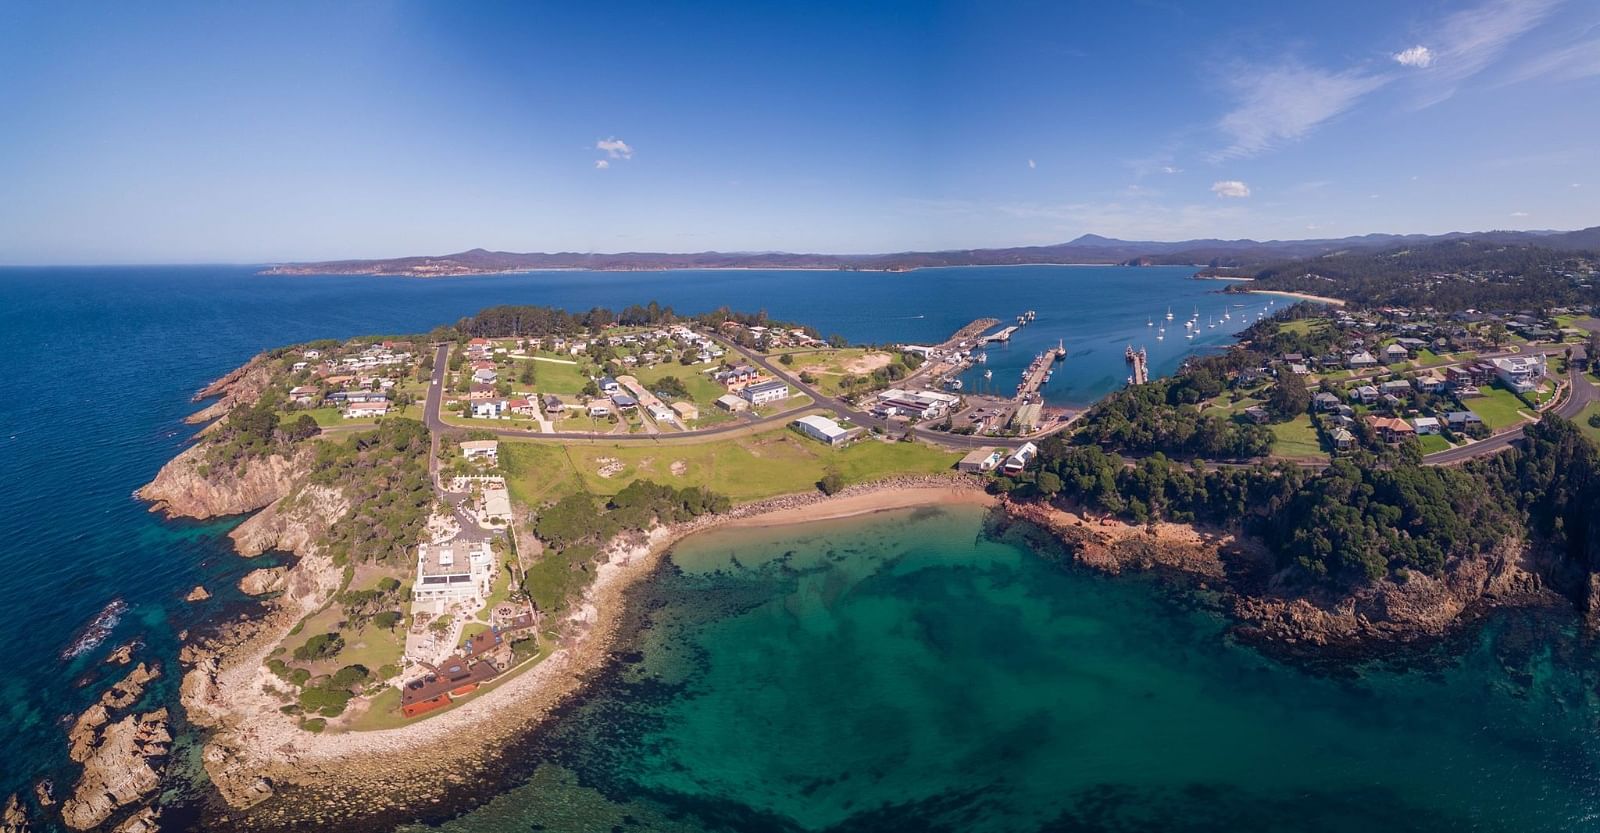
1417,433,1453,454
507,353,594,395
1576,402,1600,445
1269,414,1326,460
627,364,737,426
1467,385,1535,430
502,424,960,507
1278,319,1327,337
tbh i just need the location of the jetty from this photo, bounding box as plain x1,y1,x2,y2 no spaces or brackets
983,325,1019,344
1016,351,1052,400
1125,345,1149,385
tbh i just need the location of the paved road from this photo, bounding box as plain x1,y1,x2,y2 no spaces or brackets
419,335,1592,466
1421,355,1596,465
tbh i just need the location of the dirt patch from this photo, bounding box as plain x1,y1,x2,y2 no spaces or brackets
594,457,625,478
670,461,688,476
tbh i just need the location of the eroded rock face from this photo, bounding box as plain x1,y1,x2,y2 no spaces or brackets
184,356,274,425
111,806,160,833
136,444,311,521
68,663,160,762
230,485,349,558
59,709,170,830
185,585,211,602
202,743,276,809
238,567,289,596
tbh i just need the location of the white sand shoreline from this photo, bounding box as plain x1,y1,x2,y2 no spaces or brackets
194,477,993,813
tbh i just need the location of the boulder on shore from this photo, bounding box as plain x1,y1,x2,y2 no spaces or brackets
238,567,289,596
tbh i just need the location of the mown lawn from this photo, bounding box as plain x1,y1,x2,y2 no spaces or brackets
502,424,959,506
1270,414,1325,460
1278,319,1327,336
1577,402,1600,445
1467,385,1534,430
628,363,737,427
1417,433,1454,454
511,353,594,395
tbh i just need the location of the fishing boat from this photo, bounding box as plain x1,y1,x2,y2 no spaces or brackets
945,378,964,391
1053,339,1067,361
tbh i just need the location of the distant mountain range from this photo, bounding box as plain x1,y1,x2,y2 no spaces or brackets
259,226,1600,276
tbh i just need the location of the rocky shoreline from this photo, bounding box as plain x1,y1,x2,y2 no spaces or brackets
998,498,1566,658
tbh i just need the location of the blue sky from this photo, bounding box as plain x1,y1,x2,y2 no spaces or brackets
1,0,1597,263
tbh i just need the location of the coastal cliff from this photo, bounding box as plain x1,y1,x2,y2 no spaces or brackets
185,355,274,425
1001,500,1558,652
136,443,312,520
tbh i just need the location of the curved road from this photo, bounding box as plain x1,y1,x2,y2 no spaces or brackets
424,337,1594,466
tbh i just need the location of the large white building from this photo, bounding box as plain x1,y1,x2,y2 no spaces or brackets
792,414,851,445
412,540,494,613
1489,355,1546,393
741,379,791,406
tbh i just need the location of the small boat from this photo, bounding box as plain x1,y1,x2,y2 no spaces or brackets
1053,339,1067,360
1147,317,1153,327
983,369,992,380
975,352,987,364
945,378,964,391
1165,307,1173,321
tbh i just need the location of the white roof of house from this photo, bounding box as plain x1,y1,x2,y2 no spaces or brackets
794,414,849,439
461,440,499,453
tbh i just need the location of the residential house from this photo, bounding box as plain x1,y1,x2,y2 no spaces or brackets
541,394,566,413
412,539,494,612
461,440,499,462
1353,385,1380,405
1001,442,1039,475
289,385,318,405
471,400,507,419
1347,351,1378,369
598,376,621,395
1411,416,1441,435
1243,406,1271,424
1489,356,1546,393
472,368,498,385
1366,415,1416,443
741,380,791,406
345,400,389,418
1330,427,1355,450
1379,379,1413,398
611,393,639,411
1312,392,1342,411
715,394,749,412
671,401,700,422
1382,344,1411,363
508,398,537,416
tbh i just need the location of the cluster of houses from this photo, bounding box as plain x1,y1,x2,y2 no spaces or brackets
717,320,826,352
711,364,793,412
286,342,419,419
399,606,536,719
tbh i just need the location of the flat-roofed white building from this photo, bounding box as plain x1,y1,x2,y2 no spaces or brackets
461,440,499,462
481,485,512,525
413,539,494,613
792,414,851,445
958,447,1004,473
741,379,791,406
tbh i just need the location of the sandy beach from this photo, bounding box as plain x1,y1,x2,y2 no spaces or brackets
1240,288,1347,306
192,477,993,826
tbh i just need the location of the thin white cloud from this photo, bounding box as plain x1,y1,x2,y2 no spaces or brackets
596,137,634,159
1213,63,1390,160
1394,45,1435,67
1162,165,1183,174
1406,0,1561,106
1028,159,1037,169
1211,180,1251,198
1511,210,1530,216
1501,30,1600,85
595,159,610,170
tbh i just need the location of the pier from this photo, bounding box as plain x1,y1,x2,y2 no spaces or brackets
1016,351,1052,401
1125,345,1149,385
983,325,1019,344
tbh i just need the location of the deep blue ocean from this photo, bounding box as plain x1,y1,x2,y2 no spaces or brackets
12,265,1592,833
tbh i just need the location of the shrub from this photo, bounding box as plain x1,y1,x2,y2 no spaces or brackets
301,718,327,733
293,632,344,662
818,472,846,495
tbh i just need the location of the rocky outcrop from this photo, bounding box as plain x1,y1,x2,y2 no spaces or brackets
136,443,312,521
185,356,274,425
185,585,211,602
68,663,161,762
111,806,159,833
60,709,169,830
1233,539,1548,648
2,793,28,833
230,485,349,558
1005,498,1554,652
202,743,276,809
238,567,289,596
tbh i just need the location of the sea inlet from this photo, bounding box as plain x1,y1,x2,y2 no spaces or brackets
403,504,1600,833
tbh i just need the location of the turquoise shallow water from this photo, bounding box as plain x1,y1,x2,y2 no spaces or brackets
410,506,1600,833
